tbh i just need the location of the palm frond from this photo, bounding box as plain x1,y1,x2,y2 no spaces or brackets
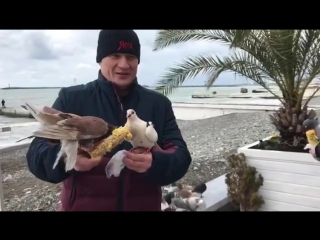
303,85,320,107
154,55,217,96
153,29,320,110
154,52,284,104
153,30,234,51
229,30,253,48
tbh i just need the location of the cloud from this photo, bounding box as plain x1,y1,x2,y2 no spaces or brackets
0,30,248,88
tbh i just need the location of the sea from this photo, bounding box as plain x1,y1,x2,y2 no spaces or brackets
1,85,280,110
0,85,281,148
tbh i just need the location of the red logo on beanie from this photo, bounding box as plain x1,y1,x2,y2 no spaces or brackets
117,41,133,51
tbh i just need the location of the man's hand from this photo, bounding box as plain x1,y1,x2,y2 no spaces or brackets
123,150,152,173
74,149,102,171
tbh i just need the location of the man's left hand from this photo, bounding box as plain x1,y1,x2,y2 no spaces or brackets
123,150,152,173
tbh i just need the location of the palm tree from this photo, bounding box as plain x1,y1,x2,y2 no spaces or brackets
153,30,320,147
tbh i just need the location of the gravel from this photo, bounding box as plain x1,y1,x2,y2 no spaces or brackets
175,111,276,186
1,148,60,211
1,112,276,211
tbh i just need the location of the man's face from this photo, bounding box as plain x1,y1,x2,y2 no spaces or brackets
100,53,138,88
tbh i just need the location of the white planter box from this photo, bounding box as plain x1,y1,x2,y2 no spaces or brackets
238,137,320,211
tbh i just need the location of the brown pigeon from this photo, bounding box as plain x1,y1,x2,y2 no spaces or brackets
16,104,80,143
21,102,116,171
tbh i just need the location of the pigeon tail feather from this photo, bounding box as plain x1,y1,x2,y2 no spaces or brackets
16,135,34,143
24,102,42,122
53,140,79,171
105,150,126,178
64,140,79,171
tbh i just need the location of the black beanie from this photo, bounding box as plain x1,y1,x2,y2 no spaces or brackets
96,30,141,63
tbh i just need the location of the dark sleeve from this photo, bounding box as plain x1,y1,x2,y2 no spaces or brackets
26,88,75,184
145,98,192,186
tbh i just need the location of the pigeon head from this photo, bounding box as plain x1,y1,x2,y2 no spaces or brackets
192,182,207,195
146,121,154,128
303,118,319,131
163,191,175,205
126,109,136,119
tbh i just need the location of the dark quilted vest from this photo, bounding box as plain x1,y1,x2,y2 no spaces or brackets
58,156,162,211
57,77,164,211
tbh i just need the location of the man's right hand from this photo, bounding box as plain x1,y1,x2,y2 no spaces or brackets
74,150,102,171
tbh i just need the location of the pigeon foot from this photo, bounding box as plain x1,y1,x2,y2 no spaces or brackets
129,147,151,154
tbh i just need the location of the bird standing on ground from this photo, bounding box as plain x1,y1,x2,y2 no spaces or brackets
160,182,207,211
21,102,115,171
163,182,179,193
192,182,207,197
172,197,204,211
163,191,175,205
177,183,194,198
177,182,207,198
105,109,158,178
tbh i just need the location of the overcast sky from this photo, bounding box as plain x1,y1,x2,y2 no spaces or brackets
0,30,249,88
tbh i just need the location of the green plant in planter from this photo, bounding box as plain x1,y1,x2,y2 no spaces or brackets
225,153,264,211
153,30,320,151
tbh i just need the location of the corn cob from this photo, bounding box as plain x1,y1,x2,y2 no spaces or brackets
306,129,319,148
89,124,132,158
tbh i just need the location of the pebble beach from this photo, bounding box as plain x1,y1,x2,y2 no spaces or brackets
1,112,277,211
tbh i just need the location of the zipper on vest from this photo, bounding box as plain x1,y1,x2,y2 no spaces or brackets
113,85,126,212
118,105,125,212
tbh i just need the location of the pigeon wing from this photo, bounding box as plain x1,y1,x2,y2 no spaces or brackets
39,107,80,125
24,102,66,126
145,125,158,144
42,106,81,119
33,117,107,140
33,124,80,140
62,116,109,137
37,112,66,126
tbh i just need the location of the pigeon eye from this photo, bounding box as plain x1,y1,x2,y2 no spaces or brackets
131,111,134,114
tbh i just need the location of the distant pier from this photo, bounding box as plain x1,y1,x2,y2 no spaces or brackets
0,107,32,118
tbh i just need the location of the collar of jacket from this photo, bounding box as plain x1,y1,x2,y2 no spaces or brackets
97,70,138,99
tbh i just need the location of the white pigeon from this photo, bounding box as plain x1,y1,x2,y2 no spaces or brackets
125,109,158,153
105,109,158,178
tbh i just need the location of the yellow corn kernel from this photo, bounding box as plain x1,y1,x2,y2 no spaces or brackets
89,126,132,158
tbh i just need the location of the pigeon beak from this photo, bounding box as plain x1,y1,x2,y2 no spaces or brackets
127,114,131,118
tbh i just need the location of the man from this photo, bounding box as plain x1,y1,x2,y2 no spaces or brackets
26,30,192,211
